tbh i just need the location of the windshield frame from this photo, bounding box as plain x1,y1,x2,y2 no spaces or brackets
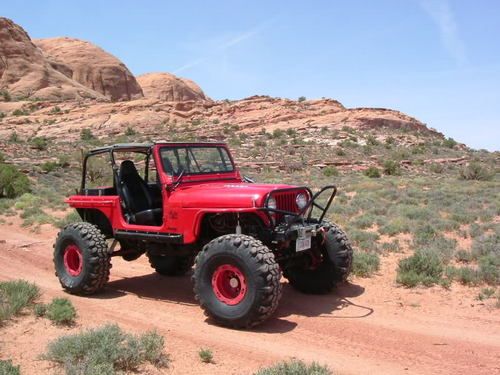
159,145,236,177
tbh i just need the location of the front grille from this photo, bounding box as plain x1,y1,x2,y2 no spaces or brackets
273,192,299,222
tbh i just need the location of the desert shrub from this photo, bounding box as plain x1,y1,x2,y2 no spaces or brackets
31,136,48,150
455,249,473,263
34,303,47,317
41,161,59,173
364,166,381,178
383,160,401,175
50,106,61,114
459,162,493,181
272,129,285,138
255,139,266,147
0,164,30,198
351,214,375,229
256,359,331,375
382,240,401,253
12,108,29,116
379,218,411,236
298,96,306,102
46,297,77,325
0,280,40,323
0,111,5,119
397,250,444,287
1,90,12,102
80,128,95,141
322,166,338,177
198,348,214,363
442,137,457,148
447,266,480,285
430,163,445,174
352,251,380,277
477,287,496,301
335,148,346,156
472,233,499,260
366,135,379,146
478,254,500,285
8,131,20,143
0,360,20,375
125,126,136,136
43,324,169,373
55,210,81,229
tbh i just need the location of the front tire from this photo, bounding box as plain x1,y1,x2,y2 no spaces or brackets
284,222,353,294
53,222,111,295
193,234,282,328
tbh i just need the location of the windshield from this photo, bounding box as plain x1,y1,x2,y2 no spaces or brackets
160,146,234,176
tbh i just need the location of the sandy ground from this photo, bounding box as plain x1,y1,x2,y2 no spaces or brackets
0,222,499,375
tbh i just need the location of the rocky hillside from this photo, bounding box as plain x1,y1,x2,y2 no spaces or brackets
0,18,102,101
137,72,209,102
35,37,143,101
0,16,449,150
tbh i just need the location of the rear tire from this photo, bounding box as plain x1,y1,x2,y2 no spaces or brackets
53,222,111,295
284,222,353,294
193,234,282,328
147,254,194,276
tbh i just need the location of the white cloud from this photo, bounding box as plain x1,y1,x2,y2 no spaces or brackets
173,20,273,74
419,0,467,66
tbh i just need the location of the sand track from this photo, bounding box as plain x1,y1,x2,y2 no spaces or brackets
0,223,499,375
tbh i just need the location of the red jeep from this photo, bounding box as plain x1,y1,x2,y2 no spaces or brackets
54,142,353,328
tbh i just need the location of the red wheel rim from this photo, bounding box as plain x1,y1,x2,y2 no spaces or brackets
211,264,247,305
63,244,83,276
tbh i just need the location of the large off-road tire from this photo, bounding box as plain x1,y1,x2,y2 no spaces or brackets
53,222,111,295
193,234,282,328
284,222,353,294
147,254,194,276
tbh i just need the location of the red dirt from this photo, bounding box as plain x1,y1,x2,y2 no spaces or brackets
0,223,499,375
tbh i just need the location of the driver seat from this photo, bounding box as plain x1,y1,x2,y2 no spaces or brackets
119,160,162,225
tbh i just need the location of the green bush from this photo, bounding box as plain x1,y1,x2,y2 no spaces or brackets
383,160,401,176
352,251,380,277
459,162,493,181
34,303,47,317
198,348,214,363
31,136,48,150
366,135,379,146
0,164,30,198
255,359,331,375
430,163,445,174
478,254,500,285
0,360,20,375
46,297,77,325
50,106,61,114
322,166,338,177
1,90,12,102
0,280,40,323
80,128,95,141
442,137,457,148
397,250,444,287
364,166,381,178
8,131,20,143
12,108,29,116
477,287,496,301
298,96,306,102
41,161,59,173
0,111,5,119
43,324,169,373
125,126,136,136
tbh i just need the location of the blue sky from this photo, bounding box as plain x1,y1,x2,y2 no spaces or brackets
3,0,499,150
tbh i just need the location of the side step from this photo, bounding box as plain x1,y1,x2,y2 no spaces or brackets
114,230,183,244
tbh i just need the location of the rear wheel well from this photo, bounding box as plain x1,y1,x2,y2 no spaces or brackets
76,208,113,238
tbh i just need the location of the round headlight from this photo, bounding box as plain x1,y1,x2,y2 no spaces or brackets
296,193,308,209
267,196,277,210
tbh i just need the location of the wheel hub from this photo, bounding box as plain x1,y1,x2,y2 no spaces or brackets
211,264,247,305
63,244,83,276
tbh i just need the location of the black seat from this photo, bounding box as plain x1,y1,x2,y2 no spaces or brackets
119,160,162,225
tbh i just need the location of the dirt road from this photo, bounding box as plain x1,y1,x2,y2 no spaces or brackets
0,223,499,375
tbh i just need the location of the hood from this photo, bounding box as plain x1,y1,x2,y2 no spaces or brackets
171,182,298,208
